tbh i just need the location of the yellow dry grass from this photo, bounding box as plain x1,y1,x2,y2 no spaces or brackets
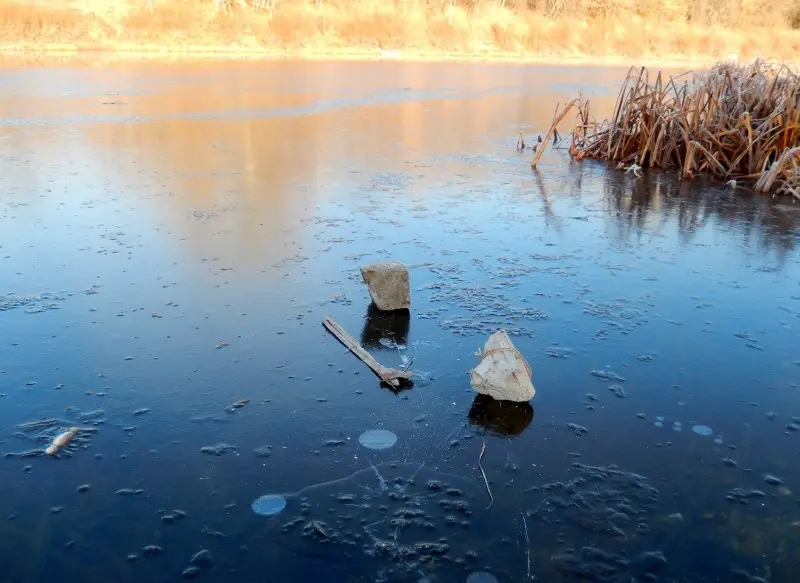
2,0,800,62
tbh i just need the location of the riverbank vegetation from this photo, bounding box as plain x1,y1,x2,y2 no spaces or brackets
563,60,800,199
2,0,800,61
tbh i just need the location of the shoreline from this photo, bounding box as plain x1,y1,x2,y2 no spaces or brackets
3,0,800,70
0,43,751,69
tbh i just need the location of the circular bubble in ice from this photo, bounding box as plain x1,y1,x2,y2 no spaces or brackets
358,429,397,450
692,425,713,437
466,572,499,583
251,494,287,516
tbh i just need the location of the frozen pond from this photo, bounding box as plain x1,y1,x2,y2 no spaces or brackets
0,59,799,582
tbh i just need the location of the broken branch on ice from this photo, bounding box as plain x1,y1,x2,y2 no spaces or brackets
531,98,581,169
323,316,413,388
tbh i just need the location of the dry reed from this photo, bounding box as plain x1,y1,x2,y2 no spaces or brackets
566,60,800,199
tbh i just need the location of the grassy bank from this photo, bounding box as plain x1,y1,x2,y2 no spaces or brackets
2,0,800,62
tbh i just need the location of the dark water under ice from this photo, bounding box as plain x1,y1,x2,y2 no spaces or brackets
1,58,799,582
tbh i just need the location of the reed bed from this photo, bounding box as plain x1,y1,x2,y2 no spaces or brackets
561,60,800,200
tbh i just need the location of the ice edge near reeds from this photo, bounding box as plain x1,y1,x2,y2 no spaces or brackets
546,59,800,200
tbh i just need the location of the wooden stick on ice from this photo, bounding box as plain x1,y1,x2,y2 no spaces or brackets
323,316,413,388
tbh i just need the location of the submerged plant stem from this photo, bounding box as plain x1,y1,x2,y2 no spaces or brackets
522,512,532,579
478,441,494,509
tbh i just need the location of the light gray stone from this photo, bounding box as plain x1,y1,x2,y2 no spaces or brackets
360,261,410,311
469,330,535,402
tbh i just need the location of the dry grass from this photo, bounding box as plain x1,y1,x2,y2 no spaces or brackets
2,0,800,62
566,60,800,199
